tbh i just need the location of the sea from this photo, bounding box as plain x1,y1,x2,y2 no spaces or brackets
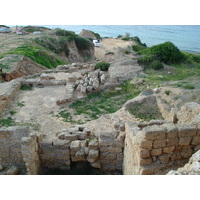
41,25,200,53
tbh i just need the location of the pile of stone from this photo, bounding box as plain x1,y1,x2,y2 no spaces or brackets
56,69,107,105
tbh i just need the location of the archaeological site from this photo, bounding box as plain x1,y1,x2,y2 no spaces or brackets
0,27,200,175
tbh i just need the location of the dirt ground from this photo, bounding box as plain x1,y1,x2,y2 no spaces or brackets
94,38,136,62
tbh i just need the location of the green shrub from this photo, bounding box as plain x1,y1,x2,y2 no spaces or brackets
55,29,76,37
94,62,110,71
132,36,147,48
149,60,164,70
74,36,91,50
183,84,195,89
147,42,185,64
165,90,171,95
138,55,155,66
132,45,146,53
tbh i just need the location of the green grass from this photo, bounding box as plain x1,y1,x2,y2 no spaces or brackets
144,64,200,88
20,85,33,91
1,44,64,69
69,81,140,121
0,116,16,127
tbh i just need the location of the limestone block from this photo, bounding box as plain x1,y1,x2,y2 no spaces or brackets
143,125,167,140
92,79,99,90
191,136,200,145
100,152,116,160
70,140,81,151
88,139,99,149
6,166,19,175
167,138,179,147
87,149,99,163
177,125,197,137
171,152,182,161
140,149,150,159
140,140,153,149
80,85,87,94
181,149,193,159
163,146,175,154
90,160,101,169
179,137,192,146
100,74,106,84
63,133,79,141
78,132,87,140
86,86,93,92
159,154,170,164
101,163,116,171
54,149,70,160
75,149,86,161
153,139,167,148
113,139,124,148
108,147,122,153
40,73,55,80
52,139,70,149
68,75,76,82
151,148,162,156
140,158,153,166
76,84,82,92
99,147,110,152
162,123,178,139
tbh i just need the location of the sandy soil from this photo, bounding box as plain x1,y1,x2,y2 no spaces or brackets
94,38,136,62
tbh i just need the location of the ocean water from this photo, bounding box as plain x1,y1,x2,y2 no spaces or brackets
42,25,200,52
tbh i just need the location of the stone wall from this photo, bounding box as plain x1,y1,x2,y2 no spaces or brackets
38,123,125,172
0,126,29,168
167,149,200,175
21,133,40,175
123,121,200,175
0,79,21,114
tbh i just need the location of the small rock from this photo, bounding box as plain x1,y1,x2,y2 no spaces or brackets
6,166,19,175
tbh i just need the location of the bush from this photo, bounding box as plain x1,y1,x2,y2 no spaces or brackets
138,55,155,66
55,29,76,37
149,60,164,70
132,45,146,53
74,36,91,50
94,62,110,71
147,42,185,64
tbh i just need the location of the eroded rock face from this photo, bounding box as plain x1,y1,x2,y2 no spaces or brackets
79,29,97,39
5,56,46,81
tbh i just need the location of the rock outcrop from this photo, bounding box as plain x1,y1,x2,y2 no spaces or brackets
79,29,97,39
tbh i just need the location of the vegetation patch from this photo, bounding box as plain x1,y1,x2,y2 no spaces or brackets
1,44,64,68
94,62,110,71
127,101,163,122
0,116,16,127
20,85,33,91
69,81,140,121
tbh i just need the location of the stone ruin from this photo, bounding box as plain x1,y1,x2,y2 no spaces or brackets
1,63,200,175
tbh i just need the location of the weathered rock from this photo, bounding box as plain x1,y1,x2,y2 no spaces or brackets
6,166,19,175
70,140,81,151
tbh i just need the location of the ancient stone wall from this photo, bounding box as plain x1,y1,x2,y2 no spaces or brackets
38,123,125,172
0,79,21,114
21,133,40,175
0,126,29,168
123,121,200,175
